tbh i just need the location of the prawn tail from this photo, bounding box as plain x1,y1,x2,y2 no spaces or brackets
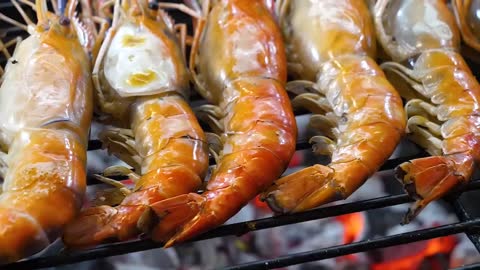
262,164,339,214
395,155,467,224
263,158,377,214
63,165,206,248
149,193,206,246
62,204,149,248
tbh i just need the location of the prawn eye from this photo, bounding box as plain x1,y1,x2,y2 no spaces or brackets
148,1,159,10
59,16,70,26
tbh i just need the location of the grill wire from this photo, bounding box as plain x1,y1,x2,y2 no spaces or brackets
2,142,480,270
2,1,480,270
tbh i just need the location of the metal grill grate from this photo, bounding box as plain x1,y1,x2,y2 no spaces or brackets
0,140,478,270
1,1,480,270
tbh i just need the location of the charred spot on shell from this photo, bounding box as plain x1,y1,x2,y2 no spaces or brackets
332,183,347,201
394,164,408,182
401,208,417,225
137,208,158,234
395,164,424,201
264,193,288,214
126,70,157,87
403,182,423,201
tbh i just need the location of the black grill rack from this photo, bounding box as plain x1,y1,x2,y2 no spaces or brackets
2,1,480,270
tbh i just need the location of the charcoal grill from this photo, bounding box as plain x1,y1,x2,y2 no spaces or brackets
1,1,480,270
1,142,480,270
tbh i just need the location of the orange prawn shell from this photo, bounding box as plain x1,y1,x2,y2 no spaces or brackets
194,0,296,196
278,0,376,81
195,0,288,104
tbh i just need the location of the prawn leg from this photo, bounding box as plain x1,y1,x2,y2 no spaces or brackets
91,166,142,207
98,127,142,173
193,104,224,134
404,99,438,121
205,132,222,164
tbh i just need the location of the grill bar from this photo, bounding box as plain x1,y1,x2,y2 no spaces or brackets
452,262,480,270
0,194,412,269
451,199,480,253
85,137,427,184
224,219,480,270
2,180,479,270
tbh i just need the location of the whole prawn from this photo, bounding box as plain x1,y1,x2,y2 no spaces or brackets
261,0,406,214
372,0,480,223
0,0,93,262
62,0,210,247
147,0,297,247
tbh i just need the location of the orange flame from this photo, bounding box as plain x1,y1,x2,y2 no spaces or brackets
335,212,366,262
371,235,457,270
336,213,365,244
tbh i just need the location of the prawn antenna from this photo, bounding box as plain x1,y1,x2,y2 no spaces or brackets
58,0,66,15
0,0,35,31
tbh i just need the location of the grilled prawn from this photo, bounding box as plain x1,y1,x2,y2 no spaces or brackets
373,0,480,223
147,0,297,247
0,0,94,262
62,0,209,247
261,0,406,214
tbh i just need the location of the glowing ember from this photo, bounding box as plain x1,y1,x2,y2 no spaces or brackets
371,236,457,270
333,212,366,263
336,212,365,244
